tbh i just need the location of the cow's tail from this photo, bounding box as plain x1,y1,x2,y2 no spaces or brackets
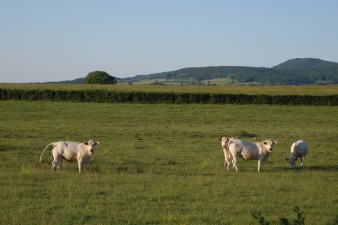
39,142,56,163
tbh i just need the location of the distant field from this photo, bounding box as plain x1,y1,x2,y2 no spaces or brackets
1,83,338,96
0,101,337,224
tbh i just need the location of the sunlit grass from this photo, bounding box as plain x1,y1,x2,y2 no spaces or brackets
1,83,338,95
0,101,337,224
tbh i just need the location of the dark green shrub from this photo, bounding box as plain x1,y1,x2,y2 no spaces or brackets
0,88,337,105
85,71,117,84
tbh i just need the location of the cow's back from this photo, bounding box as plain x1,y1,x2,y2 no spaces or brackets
229,139,259,160
293,140,308,157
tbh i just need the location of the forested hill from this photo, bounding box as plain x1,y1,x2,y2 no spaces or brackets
273,58,338,70
271,58,338,85
51,58,338,85
126,66,312,85
121,58,338,85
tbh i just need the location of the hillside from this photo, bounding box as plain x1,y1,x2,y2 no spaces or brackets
44,77,85,84
272,58,338,70
120,58,338,85
49,58,338,85
124,66,312,85
272,58,338,85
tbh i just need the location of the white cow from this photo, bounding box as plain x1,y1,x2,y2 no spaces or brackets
39,140,99,173
218,136,234,171
285,140,308,169
228,138,277,172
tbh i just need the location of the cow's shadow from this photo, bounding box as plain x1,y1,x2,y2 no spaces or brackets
274,165,338,172
303,165,338,171
0,145,18,152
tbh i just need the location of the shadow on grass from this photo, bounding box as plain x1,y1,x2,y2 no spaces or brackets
252,206,305,225
0,145,5,152
252,206,338,225
273,165,338,172
0,145,18,152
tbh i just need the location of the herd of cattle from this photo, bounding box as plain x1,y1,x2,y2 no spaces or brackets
39,138,308,173
218,137,308,172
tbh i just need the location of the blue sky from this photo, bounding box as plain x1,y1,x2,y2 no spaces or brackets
1,0,338,83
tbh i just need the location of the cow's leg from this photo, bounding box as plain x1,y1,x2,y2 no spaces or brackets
223,149,227,170
227,157,232,171
227,154,233,171
52,158,62,171
52,149,60,171
223,149,231,171
257,160,262,172
225,160,231,171
300,157,305,167
52,160,57,171
232,157,238,172
78,160,83,174
57,159,62,170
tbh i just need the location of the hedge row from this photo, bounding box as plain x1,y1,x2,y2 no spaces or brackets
1,88,338,105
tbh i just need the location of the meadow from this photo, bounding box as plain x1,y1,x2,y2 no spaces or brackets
0,86,337,224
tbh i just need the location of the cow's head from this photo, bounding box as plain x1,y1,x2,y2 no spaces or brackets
285,157,297,169
84,140,99,156
218,136,229,148
262,140,277,152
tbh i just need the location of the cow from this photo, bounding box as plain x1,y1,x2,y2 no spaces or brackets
218,136,234,171
285,140,308,169
39,140,99,173
228,138,277,172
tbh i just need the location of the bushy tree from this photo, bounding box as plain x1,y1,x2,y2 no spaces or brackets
85,71,117,84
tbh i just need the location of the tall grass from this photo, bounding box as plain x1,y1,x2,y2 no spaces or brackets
1,83,338,95
0,101,337,224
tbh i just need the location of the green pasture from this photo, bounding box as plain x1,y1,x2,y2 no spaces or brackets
0,101,337,224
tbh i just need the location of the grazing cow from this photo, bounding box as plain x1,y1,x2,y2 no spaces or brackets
39,140,99,173
228,138,277,172
285,140,308,169
218,136,234,171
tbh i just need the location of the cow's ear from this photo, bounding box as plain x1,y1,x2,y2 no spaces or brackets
95,142,99,145
84,142,88,145
263,141,267,145
218,137,222,141
273,141,277,144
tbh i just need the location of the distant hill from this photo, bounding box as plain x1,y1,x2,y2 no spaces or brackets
123,66,312,85
272,58,338,70
120,58,338,85
272,58,338,85
44,77,85,84
48,58,338,85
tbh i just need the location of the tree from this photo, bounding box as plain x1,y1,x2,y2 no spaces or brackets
85,71,117,84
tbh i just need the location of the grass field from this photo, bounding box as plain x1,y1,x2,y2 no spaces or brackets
1,83,338,96
0,99,337,225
